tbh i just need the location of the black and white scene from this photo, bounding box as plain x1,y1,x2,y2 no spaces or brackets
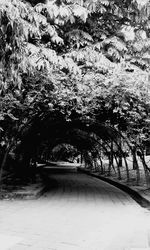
0,0,150,249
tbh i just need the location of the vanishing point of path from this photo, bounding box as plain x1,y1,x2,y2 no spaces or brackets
0,167,150,250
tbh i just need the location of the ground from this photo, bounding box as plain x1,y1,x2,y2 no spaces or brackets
100,156,150,186
0,167,150,250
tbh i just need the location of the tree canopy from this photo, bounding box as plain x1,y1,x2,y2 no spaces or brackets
0,0,150,184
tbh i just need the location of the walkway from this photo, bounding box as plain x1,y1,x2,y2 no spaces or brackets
0,167,150,250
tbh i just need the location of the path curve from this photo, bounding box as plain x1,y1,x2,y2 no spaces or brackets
0,168,150,250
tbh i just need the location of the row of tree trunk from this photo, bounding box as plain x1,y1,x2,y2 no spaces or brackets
83,140,150,188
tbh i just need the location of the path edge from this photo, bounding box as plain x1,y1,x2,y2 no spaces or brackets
77,167,150,209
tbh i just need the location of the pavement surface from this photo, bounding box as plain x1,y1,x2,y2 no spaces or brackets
0,167,150,250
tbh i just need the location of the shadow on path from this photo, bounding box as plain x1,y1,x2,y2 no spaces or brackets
41,167,135,202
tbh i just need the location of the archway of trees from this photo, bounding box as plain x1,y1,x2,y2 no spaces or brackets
8,115,149,187
1,0,150,187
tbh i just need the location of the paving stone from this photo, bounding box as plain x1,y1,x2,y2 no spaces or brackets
0,169,150,250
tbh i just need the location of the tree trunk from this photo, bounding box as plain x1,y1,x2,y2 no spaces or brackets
110,141,114,168
136,164,140,186
93,159,99,172
118,137,123,167
118,155,123,167
81,153,83,164
108,141,114,176
98,155,104,174
0,144,12,189
131,146,140,185
124,156,130,182
108,154,111,176
112,154,117,174
139,150,150,187
132,147,138,170
115,156,122,180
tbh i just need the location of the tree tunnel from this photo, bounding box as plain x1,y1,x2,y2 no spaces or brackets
13,115,132,182
1,111,150,188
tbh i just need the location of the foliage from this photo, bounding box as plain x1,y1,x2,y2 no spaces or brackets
0,0,150,185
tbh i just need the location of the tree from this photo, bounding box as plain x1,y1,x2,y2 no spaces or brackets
1,0,150,185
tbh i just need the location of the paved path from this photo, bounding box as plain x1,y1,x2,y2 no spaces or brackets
0,168,150,250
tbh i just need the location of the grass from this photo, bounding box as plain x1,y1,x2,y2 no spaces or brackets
91,156,150,190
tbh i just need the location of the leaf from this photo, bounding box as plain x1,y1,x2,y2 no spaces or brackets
121,25,135,42
51,35,64,45
7,113,19,121
0,114,4,121
73,5,88,22
34,3,46,13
